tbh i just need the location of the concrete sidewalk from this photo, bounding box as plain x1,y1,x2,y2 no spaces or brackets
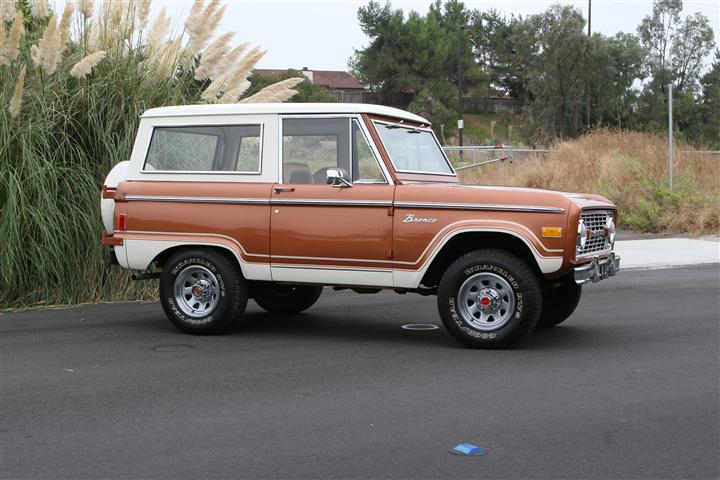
615,237,720,270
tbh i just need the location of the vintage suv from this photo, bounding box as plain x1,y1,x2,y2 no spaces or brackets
101,103,620,348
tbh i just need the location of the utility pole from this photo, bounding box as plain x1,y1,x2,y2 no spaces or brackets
585,0,591,129
457,26,465,155
668,83,673,191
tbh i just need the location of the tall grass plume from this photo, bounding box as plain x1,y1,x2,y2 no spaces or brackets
0,0,301,308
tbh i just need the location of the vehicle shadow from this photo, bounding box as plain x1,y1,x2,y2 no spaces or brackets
225,310,459,349
221,310,605,351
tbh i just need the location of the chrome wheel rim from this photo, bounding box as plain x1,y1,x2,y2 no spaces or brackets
457,272,516,331
174,265,220,319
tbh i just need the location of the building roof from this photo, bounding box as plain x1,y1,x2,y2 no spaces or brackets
142,103,429,124
254,69,364,90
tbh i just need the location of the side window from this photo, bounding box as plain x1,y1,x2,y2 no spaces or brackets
144,125,262,173
282,117,386,184
282,118,350,184
234,125,262,173
352,119,384,183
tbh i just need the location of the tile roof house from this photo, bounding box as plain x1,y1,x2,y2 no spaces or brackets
254,67,366,103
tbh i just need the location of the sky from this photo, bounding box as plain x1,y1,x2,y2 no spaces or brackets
178,0,719,71
52,0,720,71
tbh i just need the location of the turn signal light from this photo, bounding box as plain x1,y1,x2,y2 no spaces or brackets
542,227,562,238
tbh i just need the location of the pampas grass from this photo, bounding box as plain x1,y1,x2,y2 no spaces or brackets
70,50,106,79
145,7,169,61
202,46,266,102
194,31,233,80
5,10,24,63
58,3,74,49
77,0,94,19
241,77,304,103
0,0,302,308
1,1,16,22
29,0,50,19
33,13,62,74
7,64,24,117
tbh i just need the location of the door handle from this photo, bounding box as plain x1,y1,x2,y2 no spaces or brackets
274,186,295,193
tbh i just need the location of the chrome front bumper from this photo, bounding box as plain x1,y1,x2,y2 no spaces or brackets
574,252,621,285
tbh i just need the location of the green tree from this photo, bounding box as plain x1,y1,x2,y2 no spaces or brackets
350,0,486,133
699,50,720,146
470,9,534,98
521,5,591,139
588,33,646,128
636,0,716,143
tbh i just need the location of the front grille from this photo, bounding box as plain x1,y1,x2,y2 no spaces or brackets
578,210,612,256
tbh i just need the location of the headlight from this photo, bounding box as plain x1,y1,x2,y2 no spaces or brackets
604,217,616,245
577,219,587,253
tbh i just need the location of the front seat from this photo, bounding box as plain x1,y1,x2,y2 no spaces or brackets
284,162,313,184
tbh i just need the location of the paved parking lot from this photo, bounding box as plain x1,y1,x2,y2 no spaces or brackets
1,265,718,479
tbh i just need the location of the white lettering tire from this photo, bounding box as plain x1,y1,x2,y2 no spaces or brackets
437,249,542,348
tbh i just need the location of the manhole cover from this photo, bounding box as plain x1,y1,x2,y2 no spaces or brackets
153,345,194,352
401,323,439,331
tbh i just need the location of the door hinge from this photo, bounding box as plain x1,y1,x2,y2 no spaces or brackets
387,206,394,216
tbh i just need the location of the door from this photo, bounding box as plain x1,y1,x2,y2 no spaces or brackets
270,116,395,287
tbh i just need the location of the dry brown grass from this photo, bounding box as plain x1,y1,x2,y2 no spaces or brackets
456,129,720,235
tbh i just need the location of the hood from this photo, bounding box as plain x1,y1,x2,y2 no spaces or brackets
398,182,616,212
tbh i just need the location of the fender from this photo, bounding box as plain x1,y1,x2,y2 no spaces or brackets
120,231,271,281
393,221,564,289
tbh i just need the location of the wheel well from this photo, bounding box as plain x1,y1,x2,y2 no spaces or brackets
420,232,542,288
152,244,241,272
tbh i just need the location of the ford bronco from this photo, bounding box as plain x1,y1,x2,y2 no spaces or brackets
101,103,620,348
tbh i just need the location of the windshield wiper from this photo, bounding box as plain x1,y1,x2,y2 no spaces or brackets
384,120,405,129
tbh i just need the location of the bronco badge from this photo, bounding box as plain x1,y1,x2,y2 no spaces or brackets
403,213,438,223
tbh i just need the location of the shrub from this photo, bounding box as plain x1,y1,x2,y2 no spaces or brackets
0,0,303,308
457,129,719,235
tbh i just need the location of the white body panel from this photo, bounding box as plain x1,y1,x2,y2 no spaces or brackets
142,103,428,124
100,161,130,233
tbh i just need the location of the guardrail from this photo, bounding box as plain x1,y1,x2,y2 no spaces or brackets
443,145,720,172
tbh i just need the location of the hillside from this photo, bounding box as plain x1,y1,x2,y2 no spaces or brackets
456,130,719,235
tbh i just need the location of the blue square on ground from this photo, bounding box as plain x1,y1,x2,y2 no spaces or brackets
453,443,487,455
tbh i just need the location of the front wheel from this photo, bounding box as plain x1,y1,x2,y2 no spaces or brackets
253,284,323,314
160,249,248,334
437,249,542,348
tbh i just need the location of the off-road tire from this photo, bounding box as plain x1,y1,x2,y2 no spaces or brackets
160,248,248,334
537,279,582,328
253,285,323,314
437,249,542,348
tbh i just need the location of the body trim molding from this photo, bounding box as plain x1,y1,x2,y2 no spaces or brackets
394,201,565,213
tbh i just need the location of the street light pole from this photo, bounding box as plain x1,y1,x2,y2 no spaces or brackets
668,83,673,191
457,26,465,154
585,0,592,129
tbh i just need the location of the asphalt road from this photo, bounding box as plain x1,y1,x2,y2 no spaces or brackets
1,265,718,479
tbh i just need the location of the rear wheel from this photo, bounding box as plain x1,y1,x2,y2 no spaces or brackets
253,284,323,314
537,279,582,328
437,249,542,348
160,249,248,334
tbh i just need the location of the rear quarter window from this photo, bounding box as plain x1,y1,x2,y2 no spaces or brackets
144,125,262,173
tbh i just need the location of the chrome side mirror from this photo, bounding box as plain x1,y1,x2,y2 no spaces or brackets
326,168,353,188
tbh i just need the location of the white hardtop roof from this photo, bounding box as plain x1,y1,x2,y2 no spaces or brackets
142,103,429,124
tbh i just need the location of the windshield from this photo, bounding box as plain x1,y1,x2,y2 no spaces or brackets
374,121,454,175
